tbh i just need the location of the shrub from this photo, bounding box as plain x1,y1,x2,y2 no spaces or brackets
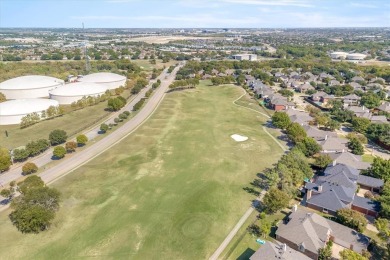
119,113,128,120
100,123,109,133
22,162,38,175
12,148,30,162
123,111,130,116
114,118,120,124
76,134,88,146
65,141,77,153
53,146,66,159
26,139,50,156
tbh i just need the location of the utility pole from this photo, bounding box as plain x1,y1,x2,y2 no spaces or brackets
83,22,91,72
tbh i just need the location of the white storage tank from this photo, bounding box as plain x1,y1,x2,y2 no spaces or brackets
49,82,106,104
0,75,64,99
78,72,126,90
0,99,59,125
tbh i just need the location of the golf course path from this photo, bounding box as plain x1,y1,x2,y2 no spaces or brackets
0,63,184,212
209,89,288,260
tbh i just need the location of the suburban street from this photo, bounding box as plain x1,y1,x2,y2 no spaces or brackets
0,64,183,195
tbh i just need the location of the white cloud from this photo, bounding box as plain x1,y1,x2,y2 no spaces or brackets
349,2,379,8
71,14,264,27
220,0,314,8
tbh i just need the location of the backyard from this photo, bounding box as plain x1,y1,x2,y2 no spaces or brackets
0,83,284,259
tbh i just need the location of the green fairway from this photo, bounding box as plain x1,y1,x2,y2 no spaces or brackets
0,83,284,259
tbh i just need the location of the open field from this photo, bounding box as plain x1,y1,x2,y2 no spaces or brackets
126,36,221,44
0,83,284,259
0,102,110,149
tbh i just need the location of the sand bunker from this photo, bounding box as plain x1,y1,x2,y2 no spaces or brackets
231,134,248,142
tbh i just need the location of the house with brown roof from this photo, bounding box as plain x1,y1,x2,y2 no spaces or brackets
276,208,369,260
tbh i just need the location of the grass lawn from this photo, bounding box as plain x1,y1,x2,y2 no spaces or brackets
0,102,110,150
0,83,284,259
362,154,375,163
220,209,288,260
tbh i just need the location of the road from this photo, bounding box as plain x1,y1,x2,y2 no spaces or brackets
0,63,183,197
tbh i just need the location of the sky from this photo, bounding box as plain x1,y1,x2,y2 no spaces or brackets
0,0,389,28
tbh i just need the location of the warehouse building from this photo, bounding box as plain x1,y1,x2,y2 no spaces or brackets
232,54,257,61
0,75,64,99
0,99,59,125
78,72,126,90
49,82,106,104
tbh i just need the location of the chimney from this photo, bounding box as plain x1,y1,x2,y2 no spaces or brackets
318,185,323,192
292,204,298,212
307,190,312,200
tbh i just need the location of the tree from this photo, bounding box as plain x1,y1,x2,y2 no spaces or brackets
0,188,12,200
326,120,340,131
22,162,38,175
375,218,390,256
296,137,321,157
12,148,30,162
314,154,332,169
315,114,329,127
247,224,261,237
286,123,307,144
365,157,390,181
17,175,44,195
65,141,77,153
260,220,271,238
351,117,371,133
49,129,68,146
263,187,290,213
272,112,291,129
26,139,50,156
348,137,364,155
0,147,12,172
336,208,367,232
76,134,88,146
0,92,6,102
318,241,332,260
53,146,66,159
9,184,60,234
100,123,109,133
339,249,368,260
360,93,381,109
107,96,126,111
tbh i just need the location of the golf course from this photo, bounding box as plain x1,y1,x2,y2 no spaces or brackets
0,82,284,259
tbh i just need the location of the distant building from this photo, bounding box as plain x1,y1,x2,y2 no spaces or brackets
232,54,257,61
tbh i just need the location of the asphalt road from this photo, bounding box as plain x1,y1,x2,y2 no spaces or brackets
0,64,183,188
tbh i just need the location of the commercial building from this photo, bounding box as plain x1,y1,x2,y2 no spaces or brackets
347,53,367,60
232,54,257,61
0,99,59,125
78,72,126,90
49,82,106,104
330,51,348,59
0,75,64,99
